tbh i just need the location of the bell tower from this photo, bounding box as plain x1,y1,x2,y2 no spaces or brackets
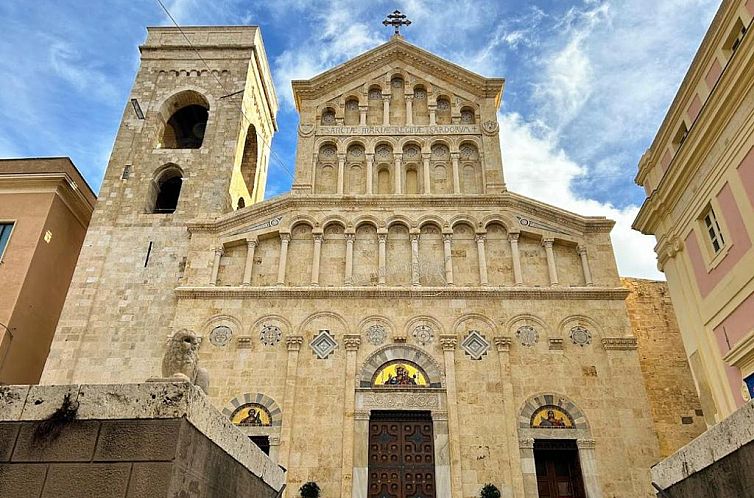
41,26,277,384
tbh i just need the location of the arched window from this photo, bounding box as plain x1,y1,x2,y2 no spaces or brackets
151,166,183,214
159,91,210,149
236,197,245,209
436,96,451,125
321,107,336,125
344,98,360,125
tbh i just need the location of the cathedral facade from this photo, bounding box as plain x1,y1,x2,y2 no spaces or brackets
42,26,662,498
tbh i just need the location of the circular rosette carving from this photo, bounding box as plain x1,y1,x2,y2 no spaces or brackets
209,325,232,347
298,123,315,137
260,324,283,346
569,326,591,347
412,324,434,346
481,120,500,136
516,325,538,347
367,324,387,346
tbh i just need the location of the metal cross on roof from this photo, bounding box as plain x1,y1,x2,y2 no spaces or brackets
383,10,411,35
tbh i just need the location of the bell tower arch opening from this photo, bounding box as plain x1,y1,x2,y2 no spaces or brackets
158,90,210,149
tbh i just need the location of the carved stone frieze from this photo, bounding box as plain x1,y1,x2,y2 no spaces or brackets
601,337,639,350
361,391,440,409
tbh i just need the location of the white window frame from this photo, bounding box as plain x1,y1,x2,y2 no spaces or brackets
0,221,16,263
698,202,731,269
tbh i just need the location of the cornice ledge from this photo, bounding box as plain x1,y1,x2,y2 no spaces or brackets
174,285,630,300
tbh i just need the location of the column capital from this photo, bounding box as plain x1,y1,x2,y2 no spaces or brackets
246,239,258,248
410,233,420,243
542,237,554,248
421,152,432,160
475,234,486,243
442,233,453,242
365,152,374,161
345,233,356,242
337,153,346,162
450,151,460,160
377,233,387,243
577,244,588,255
508,232,520,242
313,233,324,242
519,438,535,449
286,336,304,351
428,103,438,110
404,94,414,101
358,104,368,112
494,336,512,352
439,335,457,351
576,439,596,449
344,334,361,351
382,95,392,102
214,246,225,256
280,233,291,242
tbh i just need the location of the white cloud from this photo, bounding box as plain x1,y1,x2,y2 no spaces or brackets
500,112,662,279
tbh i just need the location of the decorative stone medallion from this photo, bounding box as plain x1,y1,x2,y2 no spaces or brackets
376,145,391,159
436,99,450,111
260,324,282,346
310,329,338,359
460,109,474,123
461,330,490,360
481,120,500,135
209,325,232,347
366,324,387,346
322,111,336,125
459,144,476,159
404,145,420,159
414,88,426,100
412,324,434,346
516,325,538,347
431,144,449,159
320,145,336,158
569,326,592,347
348,145,364,158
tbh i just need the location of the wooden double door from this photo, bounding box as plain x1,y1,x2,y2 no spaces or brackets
367,410,436,498
534,440,586,498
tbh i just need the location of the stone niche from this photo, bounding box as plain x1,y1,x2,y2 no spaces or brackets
0,382,285,498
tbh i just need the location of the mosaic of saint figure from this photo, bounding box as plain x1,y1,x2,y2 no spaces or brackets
385,364,418,385
231,404,272,427
531,406,573,429
373,361,429,387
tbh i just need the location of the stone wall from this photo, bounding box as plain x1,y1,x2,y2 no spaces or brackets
652,400,754,497
622,277,707,456
0,382,284,498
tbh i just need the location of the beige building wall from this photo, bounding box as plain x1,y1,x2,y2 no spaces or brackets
0,158,95,384
634,0,754,423
622,277,706,456
41,28,672,497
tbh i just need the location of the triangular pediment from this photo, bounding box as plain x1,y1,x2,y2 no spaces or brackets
291,36,504,110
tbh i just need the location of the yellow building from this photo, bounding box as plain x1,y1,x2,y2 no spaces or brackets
634,0,754,424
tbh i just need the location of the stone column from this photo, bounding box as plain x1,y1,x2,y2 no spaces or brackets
428,103,437,125
276,233,290,286
340,335,361,498
241,239,257,286
578,245,594,286
377,232,387,285
345,233,355,286
209,246,223,286
359,104,367,126
439,336,463,498
577,439,603,498
382,95,391,125
450,152,461,194
410,232,420,286
405,95,414,125
443,233,454,286
366,153,374,194
394,154,402,194
494,337,524,497
519,438,537,497
353,410,370,498
311,233,323,286
422,153,431,194
509,233,523,286
542,237,559,286
337,153,346,194
278,336,303,476
476,234,489,286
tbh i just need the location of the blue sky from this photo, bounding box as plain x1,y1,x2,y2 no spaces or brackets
0,0,720,278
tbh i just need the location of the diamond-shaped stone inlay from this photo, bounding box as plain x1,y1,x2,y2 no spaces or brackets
461,330,490,360
412,324,433,346
367,324,387,346
310,329,338,359
570,326,592,347
516,325,538,347
260,325,282,346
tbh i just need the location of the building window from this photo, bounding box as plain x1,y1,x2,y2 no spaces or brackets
150,166,183,214
672,121,689,151
702,206,725,254
0,223,13,260
723,19,747,58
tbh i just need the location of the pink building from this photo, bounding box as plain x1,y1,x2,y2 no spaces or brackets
634,0,754,423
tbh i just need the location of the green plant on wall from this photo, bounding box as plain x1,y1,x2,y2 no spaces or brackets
300,481,320,498
480,483,501,498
